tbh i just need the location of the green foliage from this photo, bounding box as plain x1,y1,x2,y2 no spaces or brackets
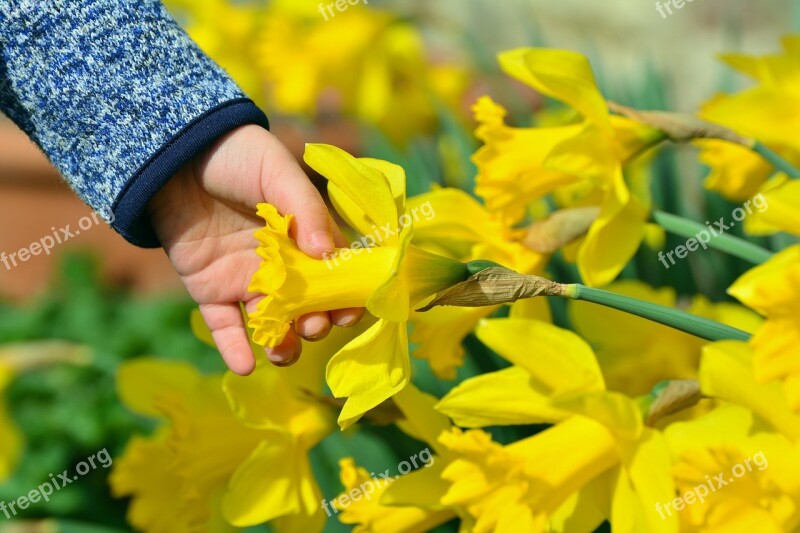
0,253,221,527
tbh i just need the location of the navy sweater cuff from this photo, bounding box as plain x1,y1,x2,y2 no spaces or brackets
111,98,270,248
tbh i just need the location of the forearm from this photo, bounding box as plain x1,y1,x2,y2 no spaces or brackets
0,0,269,246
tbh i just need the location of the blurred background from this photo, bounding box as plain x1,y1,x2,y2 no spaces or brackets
0,0,796,531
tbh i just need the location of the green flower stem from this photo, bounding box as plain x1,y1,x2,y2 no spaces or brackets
563,284,752,342
652,210,773,265
751,141,800,179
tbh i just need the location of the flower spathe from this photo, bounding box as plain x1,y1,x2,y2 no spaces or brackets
248,144,470,428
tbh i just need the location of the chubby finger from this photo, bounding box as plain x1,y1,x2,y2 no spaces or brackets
266,329,303,367
295,312,333,340
331,307,365,327
199,302,256,376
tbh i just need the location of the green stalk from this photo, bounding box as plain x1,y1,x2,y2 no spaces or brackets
564,284,751,342
652,210,773,265
752,141,800,179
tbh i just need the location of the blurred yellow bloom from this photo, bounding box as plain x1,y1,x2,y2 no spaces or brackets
0,342,90,483
406,188,549,379
256,3,468,144
111,359,267,532
697,139,774,202
111,315,368,531
728,246,800,411
699,36,800,201
248,144,468,428
570,280,761,396
473,48,664,286
745,175,800,236
164,0,265,101
0,364,22,482
436,318,677,532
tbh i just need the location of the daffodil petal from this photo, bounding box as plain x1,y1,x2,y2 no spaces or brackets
222,430,316,526
304,143,399,234
393,383,452,456
475,318,605,395
327,319,410,429
436,366,569,427
498,48,609,126
699,341,800,440
577,172,647,288
116,358,201,418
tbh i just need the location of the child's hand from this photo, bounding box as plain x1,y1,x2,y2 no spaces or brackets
147,125,363,375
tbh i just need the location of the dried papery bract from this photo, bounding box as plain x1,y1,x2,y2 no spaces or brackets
646,380,703,426
417,266,567,311
607,101,752,146
522,206,601,254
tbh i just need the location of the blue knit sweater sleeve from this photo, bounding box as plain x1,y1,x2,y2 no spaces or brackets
0,0,270,247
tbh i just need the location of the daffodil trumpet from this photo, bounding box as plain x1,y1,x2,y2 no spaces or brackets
652,210,774,265
421,265,752,342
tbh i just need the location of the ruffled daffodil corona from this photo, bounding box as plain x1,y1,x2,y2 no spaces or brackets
248,144,470,428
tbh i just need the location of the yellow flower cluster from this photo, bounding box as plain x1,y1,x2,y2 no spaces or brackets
111,34,800,533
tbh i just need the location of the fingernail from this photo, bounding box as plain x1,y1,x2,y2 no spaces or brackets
310,230,335,255
334,312,360,327
268,341,302,367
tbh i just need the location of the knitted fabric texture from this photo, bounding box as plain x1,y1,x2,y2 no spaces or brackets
0,0,269,246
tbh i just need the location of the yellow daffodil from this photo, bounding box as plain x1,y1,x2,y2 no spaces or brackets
728,246,800,411
332,384,458,532
697,139,774,202
665,341,800,531
333,456,455,533
0,364,21,482
111,358,263,532
570,280,761,396
473,48,665,286
664,403,800,532
406,187,549,379
435,317,677,532
698,36,800,201
248,144,469,428
112,314,369,531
